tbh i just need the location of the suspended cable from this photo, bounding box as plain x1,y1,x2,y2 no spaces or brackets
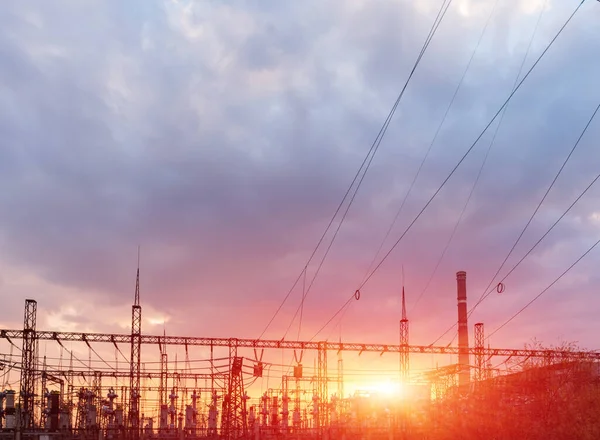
488,235,600,339
358,0,585,295
366,0,500,293
281,0,454,340
431,100,600,346
472,100,600,310
409,0,505,312
423,0,549,339
471,115,596,320
311,0,585,344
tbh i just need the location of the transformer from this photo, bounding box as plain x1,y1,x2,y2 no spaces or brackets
281,394,290,432
5,390,16,430
48,391,60,432
253,362,263,377
261,393,269,426
0,391,5,429
312,395,319,428
185,406,195,432
159,404,168,432
87,405,97,429
270,396,279,427
115,405,124,427
292,407,301,429
144,418,153,436
207,403,218,435
294,364,303,379
59,410,70,431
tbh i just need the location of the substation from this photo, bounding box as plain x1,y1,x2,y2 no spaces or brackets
1,270,599,440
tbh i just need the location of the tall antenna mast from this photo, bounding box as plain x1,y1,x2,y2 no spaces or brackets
129,246,142,438
134,246,140,306
401,265,407,321
399,266,409,383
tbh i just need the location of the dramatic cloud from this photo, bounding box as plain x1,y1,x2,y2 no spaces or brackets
0,0,599,378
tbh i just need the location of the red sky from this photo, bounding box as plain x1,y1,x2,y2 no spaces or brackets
1,0,600,409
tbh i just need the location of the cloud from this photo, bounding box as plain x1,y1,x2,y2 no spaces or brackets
0,0,598,363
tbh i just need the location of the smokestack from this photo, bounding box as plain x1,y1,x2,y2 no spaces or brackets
457,271,470,388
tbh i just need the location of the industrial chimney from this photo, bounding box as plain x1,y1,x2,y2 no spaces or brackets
456,271,470,389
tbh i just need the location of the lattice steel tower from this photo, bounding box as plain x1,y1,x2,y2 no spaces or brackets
222,351,247,440
400,287,409,382
317,342,328,429
20,299,38,430
474,323,485,382
129,257,142,439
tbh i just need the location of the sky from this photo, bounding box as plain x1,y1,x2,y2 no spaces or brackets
1,0,600,399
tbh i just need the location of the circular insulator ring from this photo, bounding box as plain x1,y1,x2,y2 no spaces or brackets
354,290,361,300
497,282,505,294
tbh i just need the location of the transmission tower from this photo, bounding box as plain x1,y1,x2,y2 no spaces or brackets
400,287,409,382
20,299,38,430
474,323,485,382
40,356,48,429
160,343,168,408
222,353,247,439
129,257,142,439
317,342,328,429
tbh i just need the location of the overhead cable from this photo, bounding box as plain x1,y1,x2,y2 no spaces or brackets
408,0,503,312
488,234,600,339
287,0,454,340
431,99,600,346
261,0,454,340
358,0,586,292
314,0,586,342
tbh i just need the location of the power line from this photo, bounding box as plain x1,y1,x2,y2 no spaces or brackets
309,295,358,342
277,0,454,340
430,99,600,346
414,0,550,315
409,0,503,312
311,0,585,345
357,0,585,294
471,123,592,315
469,104,600,315
488,235,600,339
358,0,464,288
426,0,550,343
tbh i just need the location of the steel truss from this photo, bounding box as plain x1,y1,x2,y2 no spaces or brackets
39,370,228,382
2,329,600,361
20,300,38,430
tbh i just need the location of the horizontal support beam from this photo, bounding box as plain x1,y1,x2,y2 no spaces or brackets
2,329,599,361
41,369,228,382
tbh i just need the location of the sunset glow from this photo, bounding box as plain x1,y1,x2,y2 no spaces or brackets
1,0,600,438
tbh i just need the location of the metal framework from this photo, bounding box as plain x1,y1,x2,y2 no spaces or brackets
129,266,142,438
474,323,485,382
4,329,599,361
20,299,38,430
317,342,328,429
40,356,48,429
221,356,246,439
400,287,409,382
159,351,168,408
38,369,226,382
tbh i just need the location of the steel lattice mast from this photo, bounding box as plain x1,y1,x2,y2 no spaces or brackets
400,286,409,382
129,258,142,439
474,323,485,382
20,299,38,430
